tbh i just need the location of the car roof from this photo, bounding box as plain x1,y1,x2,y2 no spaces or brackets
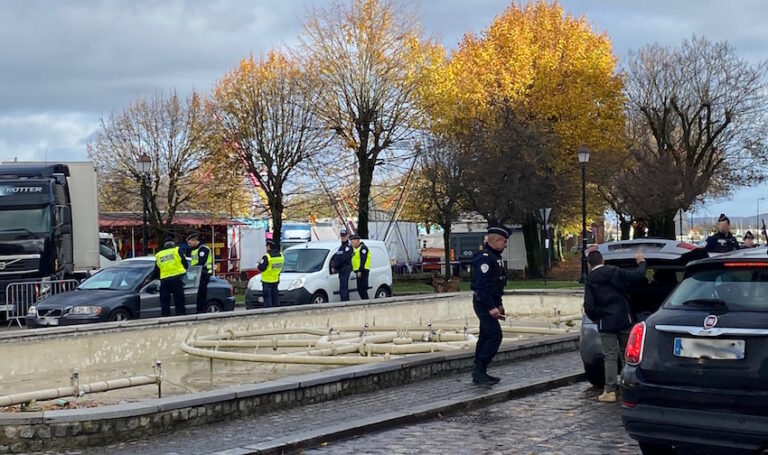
285,239,387,251
593,239,708,268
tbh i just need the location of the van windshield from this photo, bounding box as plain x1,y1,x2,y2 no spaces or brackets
282,249,328,273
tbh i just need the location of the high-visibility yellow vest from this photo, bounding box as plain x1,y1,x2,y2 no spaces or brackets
191,246,213,273
262,253,284,284
155,247,186,279
352,243,371,272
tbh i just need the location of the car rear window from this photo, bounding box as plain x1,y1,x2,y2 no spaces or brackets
665,264,768,311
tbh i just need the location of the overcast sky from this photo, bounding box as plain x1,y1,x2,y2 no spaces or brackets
1,0,767,217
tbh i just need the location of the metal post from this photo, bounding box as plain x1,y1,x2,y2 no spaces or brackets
679,209,683,241
580,163,587,284
141,176,148,255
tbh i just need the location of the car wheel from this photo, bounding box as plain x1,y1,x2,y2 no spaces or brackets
375,286,391,299
310,291,328,304
638,442,675,455
584,362,605,388
109,308,131,322
206,301,223,313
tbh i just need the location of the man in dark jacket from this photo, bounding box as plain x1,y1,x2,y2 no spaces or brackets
584,250,646,403
705,213,740,253
331,228,354,301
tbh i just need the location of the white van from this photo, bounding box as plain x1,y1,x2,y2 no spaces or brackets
245,240,393,307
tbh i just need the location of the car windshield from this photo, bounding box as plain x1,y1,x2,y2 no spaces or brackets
664,265,768,311
282,248,328,273
0,208,50,234
79,267,149,290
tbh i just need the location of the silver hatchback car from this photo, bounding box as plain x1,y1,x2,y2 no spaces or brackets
579,239,708,387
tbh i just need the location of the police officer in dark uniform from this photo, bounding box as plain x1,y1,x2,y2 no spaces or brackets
743,231,756,248
470,225,509,386
705,213,740,253
332,228,354,302
350,234,371,299
187,233,212,313
154,239,189,317
257,239,284,307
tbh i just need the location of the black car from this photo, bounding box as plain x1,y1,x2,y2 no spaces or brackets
622,247,768,454
579,239,707,387
25,257,235,328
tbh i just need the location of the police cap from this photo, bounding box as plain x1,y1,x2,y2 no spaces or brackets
487,225,510,239
718,213,730,223
266,239,276,248
186,233,199,242
744,231,755,240
349,233,361,240
340,228,348,237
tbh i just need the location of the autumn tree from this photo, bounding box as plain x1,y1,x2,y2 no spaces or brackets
616,36,768,238
89,91,209,241
301,0,439,238
212,51,326,244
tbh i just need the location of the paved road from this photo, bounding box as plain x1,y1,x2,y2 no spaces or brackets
308,382,639,455
75,351,586,455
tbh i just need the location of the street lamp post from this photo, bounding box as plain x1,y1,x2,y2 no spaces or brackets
137,153,152,256
578,146,590,284
758,197,765,234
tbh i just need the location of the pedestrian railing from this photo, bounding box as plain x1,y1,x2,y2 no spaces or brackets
4,279,80,328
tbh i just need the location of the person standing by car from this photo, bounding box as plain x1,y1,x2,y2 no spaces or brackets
584,250,646,403
155,239,189,317
257,239,283,308
350,234,371,299
743,231,756,248
705,213,740,253
331,228,353,302
470,225,509,387
187,233,212,313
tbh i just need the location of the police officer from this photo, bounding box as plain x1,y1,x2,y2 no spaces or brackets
471,225,509,386
257,239,283,307
187,233,212,313
743,231,756,248
350,234,371,300
155,239,189,317
331,228,354,301
705,213,740,253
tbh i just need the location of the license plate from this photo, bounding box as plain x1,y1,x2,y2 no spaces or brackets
674,338,745,360
42,317,59,326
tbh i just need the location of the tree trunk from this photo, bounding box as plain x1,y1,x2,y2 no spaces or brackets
620,218,632,240
522,217,541,278
441,223,452,281
357,159,374,239
647,209,677,239
271,201,283,249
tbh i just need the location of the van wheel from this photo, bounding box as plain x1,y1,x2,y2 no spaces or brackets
639,442,675,455
310,291,328,304
109,308,131,322
375,286,391,299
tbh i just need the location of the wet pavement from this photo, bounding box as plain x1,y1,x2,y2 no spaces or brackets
308,382,639,455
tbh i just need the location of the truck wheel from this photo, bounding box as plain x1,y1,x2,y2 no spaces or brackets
375,286,391,299
310,291,328,304
639,442,675,455
206,301,223,313
584,362,605,388
109,308,131,322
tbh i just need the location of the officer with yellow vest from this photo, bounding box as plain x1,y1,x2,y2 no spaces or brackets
154,239,189,317
350,234,371,300
257,239,284,307
187,233,212,313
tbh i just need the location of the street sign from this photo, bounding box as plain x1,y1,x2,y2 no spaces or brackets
539,208,552,225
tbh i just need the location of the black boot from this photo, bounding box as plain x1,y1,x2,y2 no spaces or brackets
486,372,501,384
472,364,495,386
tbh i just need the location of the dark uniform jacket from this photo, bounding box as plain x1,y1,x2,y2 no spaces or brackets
195,244,211,273
584,262,647,333
471,244,508,311
704,232,740,253
332,241,353,272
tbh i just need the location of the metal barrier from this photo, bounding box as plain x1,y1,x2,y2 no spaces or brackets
4,279,80,328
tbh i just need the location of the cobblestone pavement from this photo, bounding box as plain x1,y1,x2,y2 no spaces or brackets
308,382,639,455
74,351,584,455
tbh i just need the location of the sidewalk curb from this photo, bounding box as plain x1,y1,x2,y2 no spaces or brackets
214,371,585,455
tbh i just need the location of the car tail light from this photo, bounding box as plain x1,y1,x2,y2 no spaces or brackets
621,401,637,409
625,322,646,366
724,261,768,268
677,242,699,250
229,285,234,297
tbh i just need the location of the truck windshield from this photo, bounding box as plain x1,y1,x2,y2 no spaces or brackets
282,249,328,273
0,208,50,234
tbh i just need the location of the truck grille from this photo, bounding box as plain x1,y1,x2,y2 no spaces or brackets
0,258,39,275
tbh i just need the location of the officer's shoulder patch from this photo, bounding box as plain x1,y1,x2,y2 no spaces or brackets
362,248,367,253
199,251,205,257
480,264,490,273
345,247,350,251
482,253,489,257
